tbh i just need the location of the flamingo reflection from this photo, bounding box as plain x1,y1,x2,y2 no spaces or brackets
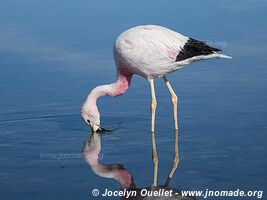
83,132,195,200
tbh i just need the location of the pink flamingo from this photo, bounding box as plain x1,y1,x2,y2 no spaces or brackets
81,25,231,185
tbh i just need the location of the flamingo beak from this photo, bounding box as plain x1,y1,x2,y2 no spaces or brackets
92,124,100,132
91,123,107,133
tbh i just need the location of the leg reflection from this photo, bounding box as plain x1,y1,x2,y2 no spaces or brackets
151,131,159,186
165,130,179,186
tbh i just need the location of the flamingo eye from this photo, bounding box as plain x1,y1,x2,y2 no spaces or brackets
87,119,91,124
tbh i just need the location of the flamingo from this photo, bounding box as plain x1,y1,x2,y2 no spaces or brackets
81,25,231,185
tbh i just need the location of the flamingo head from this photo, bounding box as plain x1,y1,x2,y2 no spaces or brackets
81,107,101,132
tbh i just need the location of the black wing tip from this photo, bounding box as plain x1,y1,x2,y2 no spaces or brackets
176,38,221,62
188,38,221,52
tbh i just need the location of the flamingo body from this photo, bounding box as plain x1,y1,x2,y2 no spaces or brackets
114,25,188,79
114,25,229,79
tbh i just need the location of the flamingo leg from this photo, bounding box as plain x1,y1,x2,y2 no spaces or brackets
149,79,158,186
165,130,179,186
149,79,157,132
163,75,178,130
163,75,179,185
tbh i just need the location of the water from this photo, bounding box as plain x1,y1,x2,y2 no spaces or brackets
0,0,267,199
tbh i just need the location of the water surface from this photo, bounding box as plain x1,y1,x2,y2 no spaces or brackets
0,1,267,199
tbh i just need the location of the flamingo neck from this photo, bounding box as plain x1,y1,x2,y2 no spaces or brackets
91,164,135,189
83,72,132,113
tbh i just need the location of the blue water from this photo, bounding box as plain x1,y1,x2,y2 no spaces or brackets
0,1,267,200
